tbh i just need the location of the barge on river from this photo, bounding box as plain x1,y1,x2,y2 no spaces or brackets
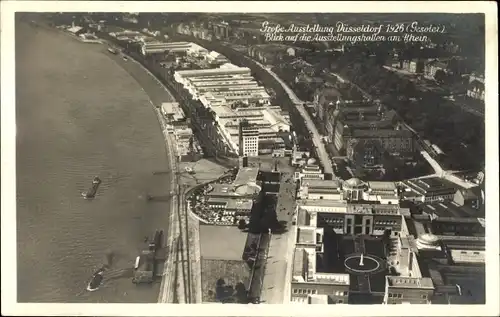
82,176,101,199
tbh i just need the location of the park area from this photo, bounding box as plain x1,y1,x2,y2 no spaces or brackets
199,224,251,303
201,259,250,303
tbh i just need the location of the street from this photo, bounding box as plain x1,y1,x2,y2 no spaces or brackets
246,56,335,177
259,171,297,304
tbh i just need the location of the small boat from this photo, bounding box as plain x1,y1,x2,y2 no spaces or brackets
82,176,102,199
86,269,104,292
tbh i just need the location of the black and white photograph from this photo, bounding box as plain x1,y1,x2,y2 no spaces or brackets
1,1,498,316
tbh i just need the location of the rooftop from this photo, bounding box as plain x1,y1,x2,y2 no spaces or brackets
308,294,329,304
207,184,239,197
386,276,434,289
350,128,413,138
175,66,251,78
302,179,341,189
206,197,253,211
421,201,481,219
233,167,259,186
297,208,312,227
368,181,397,192
404,178,458,195
297,227,316,245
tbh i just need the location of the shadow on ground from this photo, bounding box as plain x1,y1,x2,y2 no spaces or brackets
207,278,248,303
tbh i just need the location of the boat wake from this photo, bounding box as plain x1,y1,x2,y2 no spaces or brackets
85,251,115,292
86,268,105,292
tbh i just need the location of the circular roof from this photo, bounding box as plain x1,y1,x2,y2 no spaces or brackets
344,178,364,188
418,233,439,245
234,182,261,196
307,158,317,165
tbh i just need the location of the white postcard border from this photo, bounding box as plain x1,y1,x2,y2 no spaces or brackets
1,1,498,316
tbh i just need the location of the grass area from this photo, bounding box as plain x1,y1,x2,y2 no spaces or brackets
201,259,250,303
199,225,247,261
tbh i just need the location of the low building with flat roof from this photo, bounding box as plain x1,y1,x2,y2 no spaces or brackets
297,200,408,237
291,150,311,167
363,181,399,205
398,204,486,304
233,167,259,186
291,246,351,304
161,102,185,122
206,197,253,215
401,177,458,203
141,41,194,55
294,164,325,185
205,50,229,64
297,177,399,205
174,64,288,155
299,179,342,201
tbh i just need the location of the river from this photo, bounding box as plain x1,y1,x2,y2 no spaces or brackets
16,19,173,303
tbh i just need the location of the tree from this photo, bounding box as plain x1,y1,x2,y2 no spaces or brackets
434,69,447,83
237,219,247,230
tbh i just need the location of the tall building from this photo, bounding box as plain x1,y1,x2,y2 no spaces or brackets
239,120,259,157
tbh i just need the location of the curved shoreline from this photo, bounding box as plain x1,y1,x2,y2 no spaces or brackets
16,20,173,302
105,49,182,303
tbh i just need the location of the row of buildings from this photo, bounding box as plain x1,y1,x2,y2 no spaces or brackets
398,58,485,101
294,162,483,210
246,44,297,65
160,102,203,160
108,30,292,160
176,20,233,42
313,97,415,169
173,62,292,157
287,164,485,304
399,57,467,79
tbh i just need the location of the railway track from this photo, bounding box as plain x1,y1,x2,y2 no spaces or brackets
174,173,193,303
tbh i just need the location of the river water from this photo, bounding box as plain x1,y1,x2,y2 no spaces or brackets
16,20,172,303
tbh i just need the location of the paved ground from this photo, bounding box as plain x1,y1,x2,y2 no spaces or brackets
260,170,298,304
199,225,247,261
178,159,228,188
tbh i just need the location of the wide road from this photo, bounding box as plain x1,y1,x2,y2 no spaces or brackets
245,57,334,176
259,171,297,304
